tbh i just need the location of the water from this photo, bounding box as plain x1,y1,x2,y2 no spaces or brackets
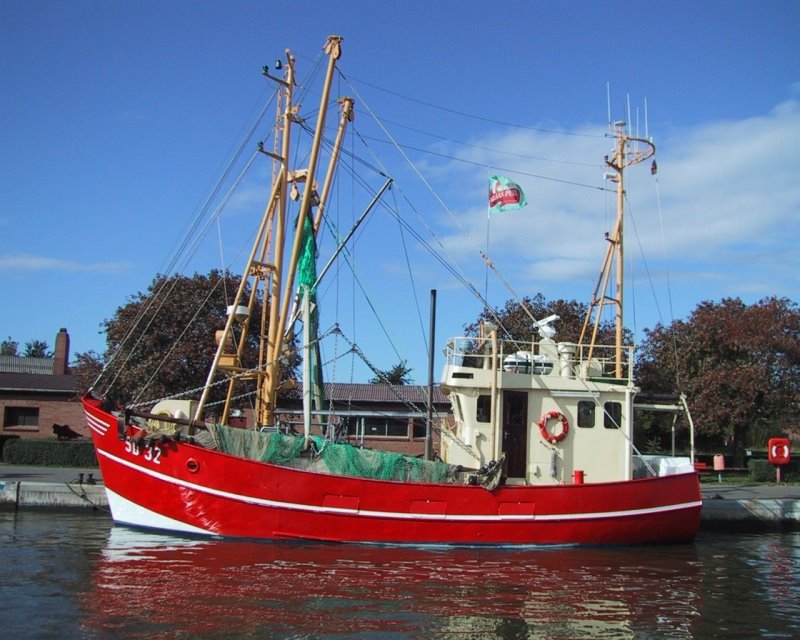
1,510,798,639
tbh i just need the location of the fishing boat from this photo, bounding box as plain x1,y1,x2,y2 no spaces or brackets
83,36,701,545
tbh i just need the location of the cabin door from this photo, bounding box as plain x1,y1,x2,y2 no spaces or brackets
502,391,528,478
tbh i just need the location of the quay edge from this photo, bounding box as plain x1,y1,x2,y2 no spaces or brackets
0,479,108,509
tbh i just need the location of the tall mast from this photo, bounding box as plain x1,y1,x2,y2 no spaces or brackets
193,36,345,427
261,35,343,426
611,125,627,378
579,121,655,378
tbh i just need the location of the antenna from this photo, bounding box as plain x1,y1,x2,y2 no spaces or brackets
606,81,612,126
645,97,650,140
626,94,632,138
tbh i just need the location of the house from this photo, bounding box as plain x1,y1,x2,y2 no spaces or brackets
0,328,86,439
0,328,454,456
276,382,451,457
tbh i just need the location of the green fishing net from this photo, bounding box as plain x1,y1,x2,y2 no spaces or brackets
208,422,454,484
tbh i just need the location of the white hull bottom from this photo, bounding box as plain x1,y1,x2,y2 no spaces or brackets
106,488,211,536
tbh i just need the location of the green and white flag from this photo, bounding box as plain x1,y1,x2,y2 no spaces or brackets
488,175,527,215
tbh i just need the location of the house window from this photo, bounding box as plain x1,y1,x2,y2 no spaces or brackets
604,402,622,429
4,406,39,430
339,416,426,438
364,417,388,437
386,418,410,437
577,401,595,428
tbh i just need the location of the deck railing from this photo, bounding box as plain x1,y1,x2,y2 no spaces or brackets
444,337,635,383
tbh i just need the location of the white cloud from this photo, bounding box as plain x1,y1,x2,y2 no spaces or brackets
0,253,130,273
422,97,800,311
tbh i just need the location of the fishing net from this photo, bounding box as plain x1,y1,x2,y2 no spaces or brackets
209,424,306,465
312,436,454,483
207,423,456,484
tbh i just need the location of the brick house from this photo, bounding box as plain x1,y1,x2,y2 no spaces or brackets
0,328,86,439
0,328,454,455
276,382,451,457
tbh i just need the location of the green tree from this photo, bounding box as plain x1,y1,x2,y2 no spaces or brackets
23,340,52,358
370,361,413,385
636,297,800,464
76,269,297,410
1,337,18,356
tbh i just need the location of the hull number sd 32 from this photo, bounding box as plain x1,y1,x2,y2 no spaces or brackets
124,436,162,465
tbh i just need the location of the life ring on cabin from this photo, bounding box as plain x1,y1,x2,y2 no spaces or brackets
538,411,569,444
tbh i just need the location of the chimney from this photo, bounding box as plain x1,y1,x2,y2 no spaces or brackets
54,328,69,375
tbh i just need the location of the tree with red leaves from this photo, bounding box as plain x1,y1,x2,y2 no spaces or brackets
636,297,800,464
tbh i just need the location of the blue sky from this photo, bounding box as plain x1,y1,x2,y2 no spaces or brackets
1,1,798,385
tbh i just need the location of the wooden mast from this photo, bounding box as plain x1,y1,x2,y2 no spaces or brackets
578,122,655,378
261,35,343,426
193,36,345,427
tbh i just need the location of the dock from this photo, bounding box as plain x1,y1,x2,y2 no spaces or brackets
0,464,107,510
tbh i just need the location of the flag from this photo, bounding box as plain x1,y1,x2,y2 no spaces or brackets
488,175,527,215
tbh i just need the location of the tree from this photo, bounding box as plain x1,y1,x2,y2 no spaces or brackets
72,350,104,396
636,297,800,464
75,269,297,411
23,340,52,358
1,337,18,356
370,361,413,385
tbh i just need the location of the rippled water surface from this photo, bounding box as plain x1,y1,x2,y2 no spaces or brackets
1,510,798,639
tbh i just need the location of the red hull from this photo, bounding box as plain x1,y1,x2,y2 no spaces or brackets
84,397,702,545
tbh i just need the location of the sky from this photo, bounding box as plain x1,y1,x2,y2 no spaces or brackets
1,1,798,387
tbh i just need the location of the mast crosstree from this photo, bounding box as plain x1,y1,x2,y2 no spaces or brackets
194,35,350,427
579,121,655,378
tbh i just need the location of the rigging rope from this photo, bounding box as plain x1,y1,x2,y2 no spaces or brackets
333,70,581,340
96,45,333,398
342,73,605,139
653,173,683,390
329,327,479,462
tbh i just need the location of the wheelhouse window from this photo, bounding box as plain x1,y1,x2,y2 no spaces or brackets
604,402,622,429
476,395,491,423
451,395,463,422
577,401,595,428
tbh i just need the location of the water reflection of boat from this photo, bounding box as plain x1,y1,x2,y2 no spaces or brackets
82,526,702,638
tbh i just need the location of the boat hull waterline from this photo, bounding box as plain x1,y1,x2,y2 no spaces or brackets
85,398,702,545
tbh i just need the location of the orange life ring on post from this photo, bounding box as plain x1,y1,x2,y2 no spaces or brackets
539,410,569,444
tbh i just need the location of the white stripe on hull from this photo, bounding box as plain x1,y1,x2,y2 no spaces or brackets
85,411,110,436
99,448,701,525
